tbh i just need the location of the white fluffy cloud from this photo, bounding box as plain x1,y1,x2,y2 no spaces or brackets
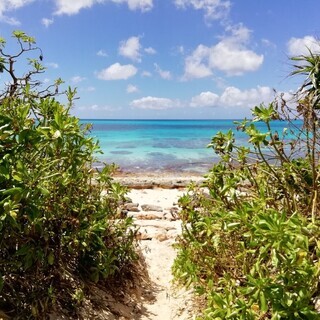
113,0,153,12
189,86,274,108
144,47,157,55
174,0,230,21
154,63,172,80
119,36,142,62
71,75,86,83
79,104,121,112
0,0,34,24
47,62,59,69
41,17,54,27
85,86,96,92
127,84,139,93
54,0,153,15
130,96,180,110
183,45,213,79
219,86,273,107
54,0,97,15
130,86,275,110
183,24,263,79
190,91,219,107
131,86,274,110
287,35,319,56
119,37,157,62
208,41,263,76
96,63,137,80
97,49,108,57
141,70,152,77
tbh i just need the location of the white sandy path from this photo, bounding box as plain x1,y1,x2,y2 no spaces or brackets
128,188,196,320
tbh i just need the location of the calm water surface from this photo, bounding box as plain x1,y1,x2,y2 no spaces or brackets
82,119,299,173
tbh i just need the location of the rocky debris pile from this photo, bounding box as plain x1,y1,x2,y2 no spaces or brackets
113,173,205,189
121,191,182,242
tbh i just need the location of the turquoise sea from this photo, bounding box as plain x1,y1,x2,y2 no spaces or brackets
82,119,300,173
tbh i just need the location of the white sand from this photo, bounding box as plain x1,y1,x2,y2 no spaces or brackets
127,188,196,320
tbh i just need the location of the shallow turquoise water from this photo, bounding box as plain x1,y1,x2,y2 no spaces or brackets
82,119,301,173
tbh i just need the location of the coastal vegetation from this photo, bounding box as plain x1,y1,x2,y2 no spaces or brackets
2,29,320,320
0,31,137,318
173,50,320,318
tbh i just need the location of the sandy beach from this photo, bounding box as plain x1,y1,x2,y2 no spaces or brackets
114,171,204,319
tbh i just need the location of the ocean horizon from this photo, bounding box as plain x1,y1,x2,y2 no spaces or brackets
82,119,299,173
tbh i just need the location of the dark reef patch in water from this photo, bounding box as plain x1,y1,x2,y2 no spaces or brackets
110,150,133,155
147,152,177,160
152,143,172,148
115,143,137,149
152,138,209,149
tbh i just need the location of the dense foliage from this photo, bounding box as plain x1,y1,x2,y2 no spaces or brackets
173,50,320,318
0,31,137,318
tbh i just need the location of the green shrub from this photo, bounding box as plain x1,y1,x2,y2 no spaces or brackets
173,50,320,318
0,31,137,318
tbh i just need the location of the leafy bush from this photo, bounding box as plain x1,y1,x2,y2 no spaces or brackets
173,50,320,318
0,31,137,318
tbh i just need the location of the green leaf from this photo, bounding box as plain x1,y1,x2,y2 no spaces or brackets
2,187,23,197
212,293,226,308
0,274,3,292
24,254,33,269
12,174,23,182
39,187,50,196
16,245,31,256
226,222,241,230
52,130,61,139
0,37,6,46
259,291,268,312
90,269,100,283
48,252,54,265
12,30,26,38
0,165,9,179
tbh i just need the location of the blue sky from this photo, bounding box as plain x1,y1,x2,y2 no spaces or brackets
0,0,319,119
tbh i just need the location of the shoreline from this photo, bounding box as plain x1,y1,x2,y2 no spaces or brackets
113,170,206,189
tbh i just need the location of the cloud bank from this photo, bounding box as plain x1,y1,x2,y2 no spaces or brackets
119,36,142,62
131,86,275,110
287,35,319,56
183,24,264,79
54,0,153,15
96,63,137,80
174,0,231,21
130,96,181,110
0,0,35,25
